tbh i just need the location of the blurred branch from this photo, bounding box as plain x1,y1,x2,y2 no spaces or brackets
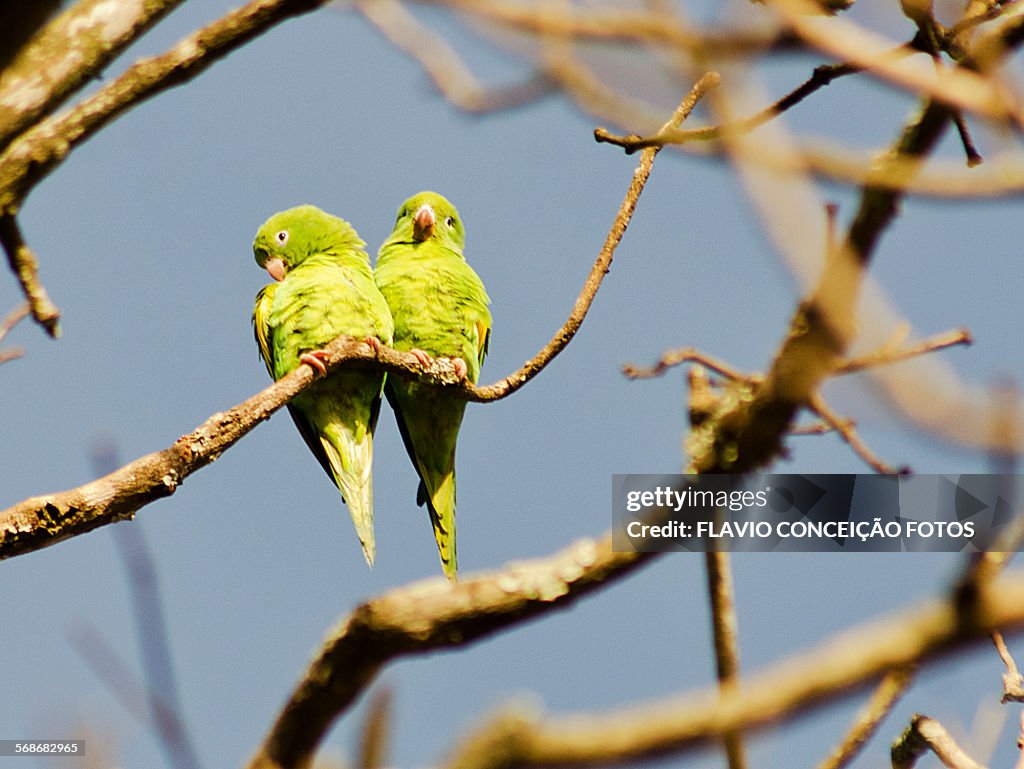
437,571,1024,769
245,536,655,769
807,393,908,474
705,551,749,769
815,667,916,769
0,0,187,154
993,631,1024,703
836,327,973,374
355,0,556,112
601,130,1024,199
0,214,60,336
410,0,794,57
91,441,204,769
0,0,62,74
767,0,1024,125
357,686,393,769
0,0,336,215
891,714,989,769
0,301,28,363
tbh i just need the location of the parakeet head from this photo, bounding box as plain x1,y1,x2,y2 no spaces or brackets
253,205,366,281
384,191,465,252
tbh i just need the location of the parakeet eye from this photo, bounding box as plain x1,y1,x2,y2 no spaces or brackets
275,230,289,245
445,216,455,227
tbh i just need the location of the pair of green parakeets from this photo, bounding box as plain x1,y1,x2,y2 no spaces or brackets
252,191,491,581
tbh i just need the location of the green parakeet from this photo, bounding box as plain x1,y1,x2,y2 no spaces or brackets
375,191,491,580
252,205,394,566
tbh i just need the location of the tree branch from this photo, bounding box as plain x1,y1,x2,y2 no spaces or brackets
891,714,989,769
0,336,371,560
0,214,60,336
466,71,720,402
245,535,656,769
0,0,187,154
439,572,1024,769
815,667,916,769
0,0,334,215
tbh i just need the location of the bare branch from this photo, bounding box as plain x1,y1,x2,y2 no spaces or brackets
622,347,751,382
0,0,188,153
767,0,1024,126
440,571,1024,769
705,551,749,769
0,214,60,336
892,714,989,769
0,0,336,215
466,72,720,402
808,393,908,474
993,632,1024,703
836,328,973,375
595,59,867,152
245,536,655,769
815,667,916,769
0,335,377,560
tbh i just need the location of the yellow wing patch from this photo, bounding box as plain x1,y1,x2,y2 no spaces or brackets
252,283,277,379
475,319,490,366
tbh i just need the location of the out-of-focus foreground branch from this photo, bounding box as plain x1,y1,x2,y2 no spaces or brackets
434,571,1024,769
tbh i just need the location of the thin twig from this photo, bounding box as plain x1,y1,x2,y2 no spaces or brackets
768,0,1023,126
993,632,1024,702
808,393,907,474
595,59,870,153
836,328,973,375
0,214,60,337
815,667,916,769
622,347,750,382
892,714,990,769
466,71,720,402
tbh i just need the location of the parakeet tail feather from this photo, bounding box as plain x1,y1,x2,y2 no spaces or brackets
321,429,376,566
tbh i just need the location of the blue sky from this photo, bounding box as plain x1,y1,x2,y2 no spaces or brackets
2,2,1022,768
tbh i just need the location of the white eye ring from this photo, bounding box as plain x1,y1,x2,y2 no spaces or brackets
445,216,455,227
275,230,289,245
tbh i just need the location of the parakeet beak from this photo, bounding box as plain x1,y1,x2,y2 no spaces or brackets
413,204,435,242
265,257,286,282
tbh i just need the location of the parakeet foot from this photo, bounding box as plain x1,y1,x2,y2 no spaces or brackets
299,350,330,376
451,357,468,381
409,348,433,367
363,336,383,354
